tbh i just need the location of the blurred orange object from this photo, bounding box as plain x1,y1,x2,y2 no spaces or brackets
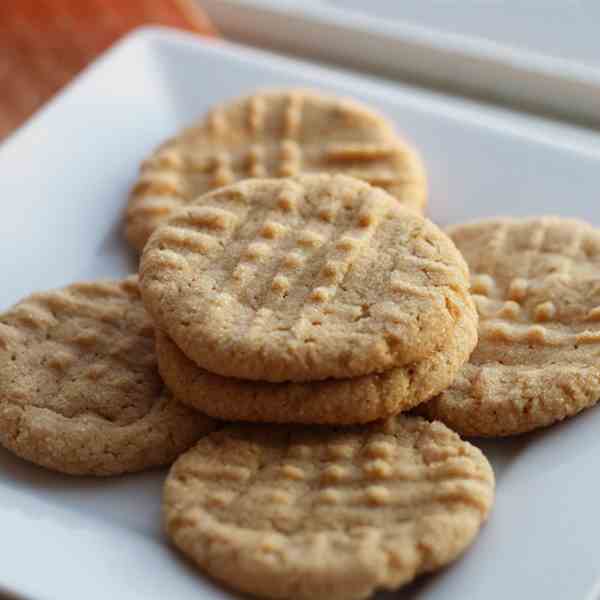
0,0,216,140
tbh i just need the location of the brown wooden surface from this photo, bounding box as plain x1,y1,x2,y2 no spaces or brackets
0,0,216,140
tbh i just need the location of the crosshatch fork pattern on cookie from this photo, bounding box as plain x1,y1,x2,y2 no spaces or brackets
164,417,494,600
140,174,469,382
464,218,600,349
126,90,427,250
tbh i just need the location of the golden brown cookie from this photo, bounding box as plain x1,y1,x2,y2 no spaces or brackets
422,217,600,436
0,276,216,475
163,416,494,600
126,88,426,251
140,174,472,382
155,289,476,423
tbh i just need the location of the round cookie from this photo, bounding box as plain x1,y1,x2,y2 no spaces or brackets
163,416,494,600
422,217,600,436
155,288,476,423
126,88,427,251
0,276,216,475
140,174,472,382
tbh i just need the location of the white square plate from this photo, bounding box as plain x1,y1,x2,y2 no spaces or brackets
2,26,600,600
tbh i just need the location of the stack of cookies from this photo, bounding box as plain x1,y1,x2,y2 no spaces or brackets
142,173,479,426
2,88,600,600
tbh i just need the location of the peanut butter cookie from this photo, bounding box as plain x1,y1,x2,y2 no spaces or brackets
423,217,600,436
0,276,216,475
125,88,426,251
140,174,473,382
164,416,494,600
